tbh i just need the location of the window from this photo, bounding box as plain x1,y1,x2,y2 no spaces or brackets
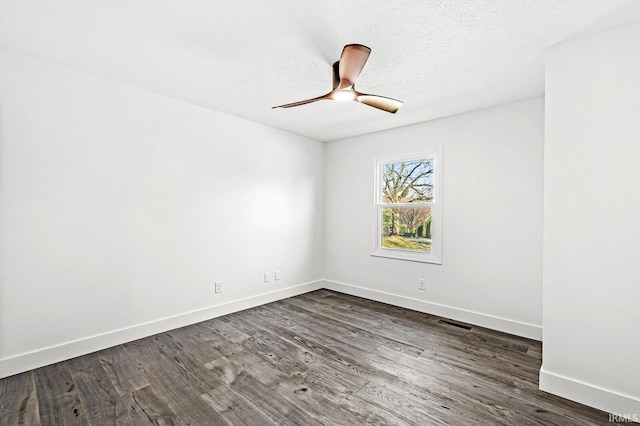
372,147,442,264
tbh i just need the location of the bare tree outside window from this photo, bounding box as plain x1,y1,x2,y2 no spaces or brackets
380,158,434,252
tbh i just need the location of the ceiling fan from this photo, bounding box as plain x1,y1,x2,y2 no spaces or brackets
273,44,403,114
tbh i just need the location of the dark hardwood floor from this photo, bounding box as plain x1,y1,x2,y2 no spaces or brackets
0,290,617,425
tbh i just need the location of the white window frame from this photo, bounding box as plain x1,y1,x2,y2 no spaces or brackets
371,147,443,264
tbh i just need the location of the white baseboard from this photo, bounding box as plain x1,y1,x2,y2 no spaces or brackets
320,279,542,341
540,366,640,421
0,280,323,379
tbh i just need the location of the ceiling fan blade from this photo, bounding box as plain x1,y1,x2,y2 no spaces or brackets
332,61,340,89
337,44,371,90
356,93,403,114
272,93,332,109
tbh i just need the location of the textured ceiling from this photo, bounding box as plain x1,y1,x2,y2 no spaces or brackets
1,1,640,142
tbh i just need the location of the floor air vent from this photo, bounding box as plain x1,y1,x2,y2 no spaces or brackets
439,319,472,330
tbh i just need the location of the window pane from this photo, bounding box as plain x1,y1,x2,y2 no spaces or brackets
381,206,432,252
381,158,434,203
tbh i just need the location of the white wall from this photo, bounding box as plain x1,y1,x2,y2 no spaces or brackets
0,49,324,377
323,98,544,339
542,22,640,415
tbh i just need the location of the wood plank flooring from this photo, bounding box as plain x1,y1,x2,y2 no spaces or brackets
0,290,619,425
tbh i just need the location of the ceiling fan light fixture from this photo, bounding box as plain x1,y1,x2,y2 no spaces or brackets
331,89,356,102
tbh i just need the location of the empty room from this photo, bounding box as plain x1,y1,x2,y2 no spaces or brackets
1,1,639,424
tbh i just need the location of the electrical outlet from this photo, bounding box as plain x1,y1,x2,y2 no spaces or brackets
274,270,280,281
215,281,223,293
418,279,426,291
264,272,271,283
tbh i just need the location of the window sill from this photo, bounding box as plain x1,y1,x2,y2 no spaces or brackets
371,248,441,264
